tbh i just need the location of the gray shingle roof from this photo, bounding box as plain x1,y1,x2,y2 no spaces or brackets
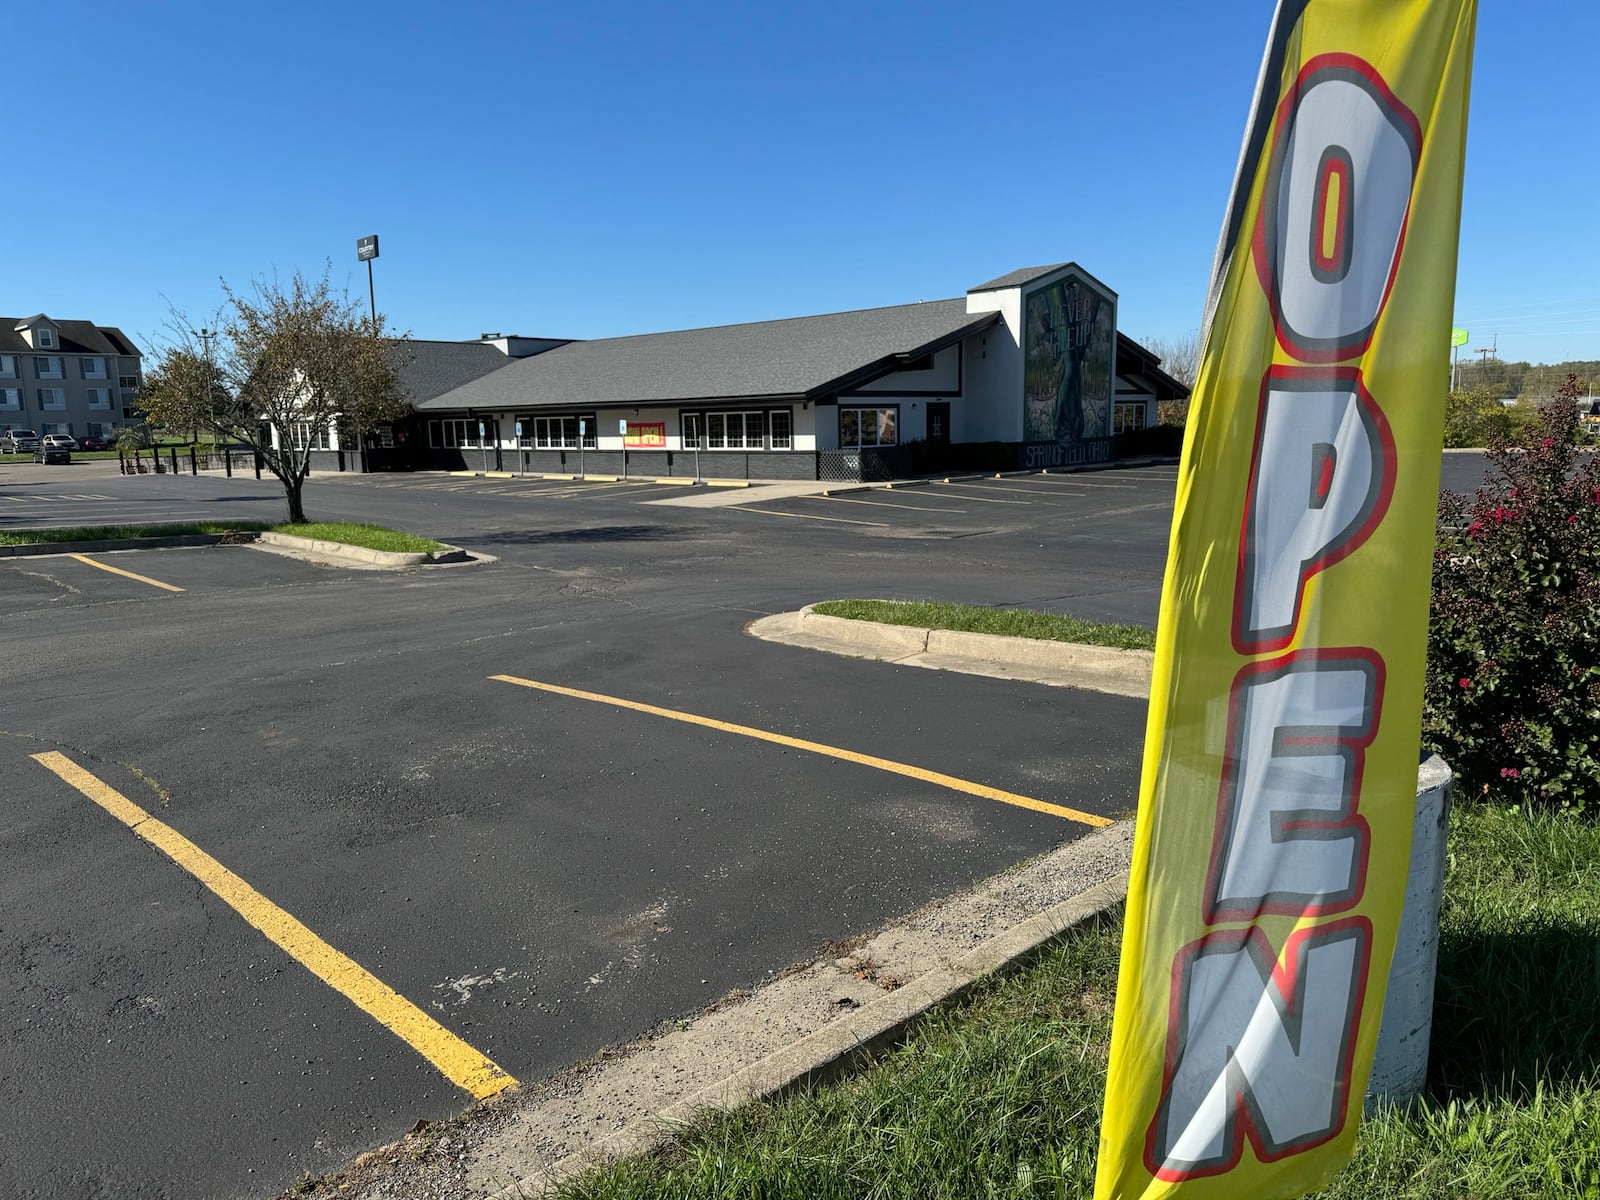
417,298,996,412
392,339,518,404
0,318,142,358
967,264,1070,293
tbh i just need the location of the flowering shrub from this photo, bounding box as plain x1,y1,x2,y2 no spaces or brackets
1425,374,1600,813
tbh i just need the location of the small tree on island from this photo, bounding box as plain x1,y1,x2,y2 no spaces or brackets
138,269,409,523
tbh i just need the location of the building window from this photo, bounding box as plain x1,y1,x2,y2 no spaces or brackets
0,356,16,378
35,356,64,380
38,388,66,410
87,387,113,409
43,422,71,436
80,357,108,379
1113,402,1148,434
288,421,332,451
839,406,899,448
86,421,111,438
0,388,19,411
768,409,792,450
36,328,55,349
522,415,595,449
682,409,783,450
428,418,488,449
119,374,140,391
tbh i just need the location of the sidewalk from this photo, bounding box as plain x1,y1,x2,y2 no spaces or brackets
292,614,1142,1199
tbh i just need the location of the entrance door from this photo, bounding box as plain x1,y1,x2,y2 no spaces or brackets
926,402,951,445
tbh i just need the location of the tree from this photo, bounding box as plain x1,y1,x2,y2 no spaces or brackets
1142,331,1201,426
138,269,409,522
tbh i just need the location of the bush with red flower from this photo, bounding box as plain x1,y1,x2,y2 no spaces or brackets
1426,374,1600,813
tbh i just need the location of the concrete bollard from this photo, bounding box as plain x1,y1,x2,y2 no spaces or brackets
1365,753,1453,1111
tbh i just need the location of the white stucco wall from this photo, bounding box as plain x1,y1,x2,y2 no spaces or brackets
959,300,1024,443
852,344,961,394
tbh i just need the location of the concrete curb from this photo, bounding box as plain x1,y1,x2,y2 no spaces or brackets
751,607,1154,699
254,530,470,567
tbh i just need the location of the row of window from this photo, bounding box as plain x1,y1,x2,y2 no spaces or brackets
288,422,333,451
426,411,806,451
0,422,115,437
0,355,130,382
683,410,792,450
0,387,116,410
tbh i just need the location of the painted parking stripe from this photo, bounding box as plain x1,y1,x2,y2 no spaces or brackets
31,752,517,1100
736,506,890,527
929,484,1032,504
490,675,1112,828
1031,475,1137,489
805,494,970,513
67,554,185,593
958,480,1095,498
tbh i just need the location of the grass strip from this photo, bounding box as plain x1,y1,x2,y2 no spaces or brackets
550,802,1600,1199
811,598,1156,652
0,521,273,546
0,520,441,554
266,522,443,554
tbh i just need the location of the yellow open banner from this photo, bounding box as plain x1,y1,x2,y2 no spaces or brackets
1095,3,1477,1198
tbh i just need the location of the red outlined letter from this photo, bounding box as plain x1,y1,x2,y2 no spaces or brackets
1253,54,1422,362
1203,648,1383,923
1145,919,1372,1181
1234,366,1395,654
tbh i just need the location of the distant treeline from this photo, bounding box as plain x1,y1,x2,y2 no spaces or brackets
1453,358,1598,400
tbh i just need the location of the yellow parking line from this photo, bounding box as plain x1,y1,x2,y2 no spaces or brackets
738,506,889,527
31,751,516,1100
67,554,185,593
490,675,1112,828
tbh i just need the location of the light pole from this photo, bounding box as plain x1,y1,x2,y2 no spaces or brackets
355,235,380,472
197,327,216,452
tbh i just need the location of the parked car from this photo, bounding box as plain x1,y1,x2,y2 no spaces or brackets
0,429,41,454
77,435,109,451
41,434,77,451
33,445,70,465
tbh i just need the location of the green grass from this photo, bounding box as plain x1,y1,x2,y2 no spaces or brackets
811,599,1156,652
0,520,441,554
548,803,1600,1199
267,522,443,554
0,521,272,545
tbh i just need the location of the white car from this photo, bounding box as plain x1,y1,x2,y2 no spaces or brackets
41,434,78,451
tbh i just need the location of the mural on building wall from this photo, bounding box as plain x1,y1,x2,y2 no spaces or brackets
1022,275,1116,462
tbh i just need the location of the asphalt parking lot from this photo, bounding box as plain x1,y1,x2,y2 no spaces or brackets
0,451,1501,1198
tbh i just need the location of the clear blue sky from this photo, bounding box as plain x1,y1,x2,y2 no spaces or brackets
10,1,1596,366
